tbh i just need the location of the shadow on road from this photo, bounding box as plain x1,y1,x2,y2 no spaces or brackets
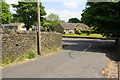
62,39,118,61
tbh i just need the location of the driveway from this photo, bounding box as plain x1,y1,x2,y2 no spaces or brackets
2,38,115,78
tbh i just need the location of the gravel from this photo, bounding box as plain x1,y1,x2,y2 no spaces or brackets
107,60,118,78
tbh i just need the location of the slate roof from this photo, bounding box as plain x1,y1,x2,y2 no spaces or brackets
59,22,90,30
32,26,45,31
59,22,76,29
76,23,90,30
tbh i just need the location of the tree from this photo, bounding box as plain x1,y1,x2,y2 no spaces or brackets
2,1,12,24
11,2,46,30
43,13,62,31
75,29,82,35
68,18,80,23
46,13,60,22
81,2,120,38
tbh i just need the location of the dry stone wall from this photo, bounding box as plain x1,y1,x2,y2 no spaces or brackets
1,30,62,64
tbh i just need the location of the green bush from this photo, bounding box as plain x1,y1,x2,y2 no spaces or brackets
2,51,36,66
27,52,36,59
32,28,36,31
86,33,90,35
18,56,26,61
81,30,93,35
2,55,17,65
81,30,89,33
75,29,82,35
2,58,12,65
69,31,73,34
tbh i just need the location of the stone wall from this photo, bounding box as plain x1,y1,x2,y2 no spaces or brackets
1,30,62,64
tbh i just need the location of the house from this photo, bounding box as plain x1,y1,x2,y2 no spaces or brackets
32,26,46,31
2,22,26,31
54,22,90,34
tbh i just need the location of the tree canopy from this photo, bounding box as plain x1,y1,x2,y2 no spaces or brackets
68,18,80,23
2,1,12,24
46,13,60,22
11,2,46,30
81,2,120,38
43,13,62,31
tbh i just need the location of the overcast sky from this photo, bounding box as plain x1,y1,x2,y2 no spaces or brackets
6,0,87,22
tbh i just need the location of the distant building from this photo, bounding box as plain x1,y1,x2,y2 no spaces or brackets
54,22,90,34
31,26,46,32
2,22,26,31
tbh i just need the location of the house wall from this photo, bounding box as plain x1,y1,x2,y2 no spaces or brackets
54,24,75,34
1,30,62,64
3,26,11,30
2,23,26,31
54,25,64,34
18,23,26,31
3,26,15,30
64,29,75,34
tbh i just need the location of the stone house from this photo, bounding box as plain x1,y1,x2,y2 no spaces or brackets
32,26,45,31
2,22,26,31
54,22,90,34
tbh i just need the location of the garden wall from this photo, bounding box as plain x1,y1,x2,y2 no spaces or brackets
1,30,62,64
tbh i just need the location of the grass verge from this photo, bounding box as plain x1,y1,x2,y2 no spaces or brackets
2,51,37,67
63,34,106,38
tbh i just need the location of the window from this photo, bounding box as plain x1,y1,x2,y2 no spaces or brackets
8,26,13,30
66,29,69,31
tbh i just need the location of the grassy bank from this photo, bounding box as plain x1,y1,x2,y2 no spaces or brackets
2,50,37,67
63,34,106,38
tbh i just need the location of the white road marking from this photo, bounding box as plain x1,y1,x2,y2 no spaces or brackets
89,43,92,48
82,49,88,52
82,43,92,53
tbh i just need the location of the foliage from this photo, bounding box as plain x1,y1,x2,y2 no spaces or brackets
46,13,60,22
63,34,106,38
2,58,12,65
2,51,36,66
89,27,96,33
2,1,12,24
69,31,74,34
75,29,82,35
18,56,26,61
2,54,17,66
81,2,120,38
43,13,62,31
0,1,2,25
80,30,93,35
11,2,46,30
68,18,80,23
27,51,36,59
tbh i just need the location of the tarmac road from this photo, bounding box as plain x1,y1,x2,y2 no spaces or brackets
2,38,115,78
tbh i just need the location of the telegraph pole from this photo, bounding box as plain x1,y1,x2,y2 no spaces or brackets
37,0,41,55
